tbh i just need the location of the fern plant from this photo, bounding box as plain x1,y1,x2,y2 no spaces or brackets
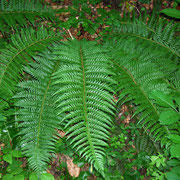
14,50,61,174
108,41,174,146
0,0,180,179
0,27,61,100
0,0,54,33
14,40,115,176
52,40,115,175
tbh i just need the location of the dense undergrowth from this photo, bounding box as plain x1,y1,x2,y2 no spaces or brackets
0,0,180,180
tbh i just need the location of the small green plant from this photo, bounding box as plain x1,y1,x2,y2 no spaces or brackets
147,153,167,180
0,149,25,180
110,133,127,149
149,91,180,179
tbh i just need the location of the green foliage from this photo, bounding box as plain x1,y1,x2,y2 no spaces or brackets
160,8,180,19
147,153,167,180
52,40,115,176
149,91,180,125
0,146,54,180
0,0,55,33
58,0,100,34
0,148,26,180
58,0,122,36
101,123,150,179
0,0,180,179
0,27,61,100
167,166,180,180
149,91,180,179
160,0,180,19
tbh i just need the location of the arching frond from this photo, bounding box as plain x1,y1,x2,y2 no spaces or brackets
110,13,180,86
52,40,115,176
108,41,178,147
0,0,54,32
134,127,161,155
14,50,61,175
0,27,61,99
113,12,180,57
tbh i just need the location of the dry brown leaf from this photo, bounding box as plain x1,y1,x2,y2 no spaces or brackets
122,104,128,113
51,5,63,10
0,143,5,148
143,4,150,10
125,115,131,124
44,0,51,3
65,156,81,177
56,130,66,137
113,95,118,103
20,158,27,168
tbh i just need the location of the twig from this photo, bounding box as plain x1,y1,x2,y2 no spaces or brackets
67,29,74,40
135,6,140,14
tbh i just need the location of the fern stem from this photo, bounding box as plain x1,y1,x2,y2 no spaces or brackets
36,61,60,147
36,82,50,148
80,45,99,170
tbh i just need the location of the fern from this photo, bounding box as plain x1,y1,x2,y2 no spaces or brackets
0,0,54,32
169,67,180,90
14,49,61,175
52,40,115,175
13,40,116,176
0,27,61,99
111,12,180,85
134,127,161,155
108,41,178,147
113,12,180,57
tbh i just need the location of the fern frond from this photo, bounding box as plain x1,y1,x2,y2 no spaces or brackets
110,12,180,99
52,40,115,176
0,27,61,99
109,42,176,147
14,50,61,175
169,67,180,90
134,127,161,155
0,0,54,32
113,12,180,57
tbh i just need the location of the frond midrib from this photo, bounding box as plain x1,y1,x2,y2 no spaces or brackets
80,45,99,166
36,60,60,148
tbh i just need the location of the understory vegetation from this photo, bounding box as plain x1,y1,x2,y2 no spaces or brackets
0,0,180,179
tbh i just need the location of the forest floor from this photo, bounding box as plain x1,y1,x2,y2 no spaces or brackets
47,0,176,40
